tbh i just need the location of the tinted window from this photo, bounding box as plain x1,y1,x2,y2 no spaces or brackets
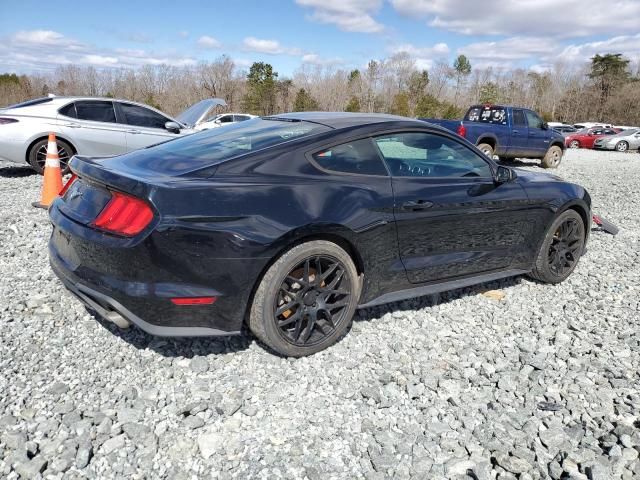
58,102,77,118
218,115,234,123
525,110,544,129
234,115,250,122
603,129,617,135
143,118,330,172
465,106,507,125
513,109,526,126
313,138,387,175
375,132,493,178
119,103,168,129
75,101,116,123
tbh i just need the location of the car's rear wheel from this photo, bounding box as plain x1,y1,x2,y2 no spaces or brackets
28,138,74,175
528,210,585,284
615,141,629,152
249,241,360,357
541,145,563,169
569,140,580,149
477,143,494,157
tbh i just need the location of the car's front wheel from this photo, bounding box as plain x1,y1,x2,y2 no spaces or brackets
249,240,360,357
528,209,585,284
28,138,74,175
569,140,580,149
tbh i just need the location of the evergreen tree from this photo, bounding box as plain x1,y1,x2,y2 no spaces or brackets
242,62,278,115
293,88,319,111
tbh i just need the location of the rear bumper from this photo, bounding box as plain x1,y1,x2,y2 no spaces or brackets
52,257,238,336
0,136,27,164
47,199,261,336
50,256,238,336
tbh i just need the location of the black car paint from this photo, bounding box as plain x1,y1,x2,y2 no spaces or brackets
49,115,591,336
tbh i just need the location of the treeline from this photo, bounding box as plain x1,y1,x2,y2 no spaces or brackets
1,52,639,125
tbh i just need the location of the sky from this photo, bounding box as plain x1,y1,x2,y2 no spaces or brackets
1,0,639,76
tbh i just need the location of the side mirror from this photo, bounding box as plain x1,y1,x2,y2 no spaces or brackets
214,119,222,125
541,122,548,130
165,121,181,133
495,166,514,184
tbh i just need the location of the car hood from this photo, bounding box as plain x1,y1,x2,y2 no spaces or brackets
175,98,227,127
514,168,564,183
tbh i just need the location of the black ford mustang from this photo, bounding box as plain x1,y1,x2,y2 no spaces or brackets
49,113,590,356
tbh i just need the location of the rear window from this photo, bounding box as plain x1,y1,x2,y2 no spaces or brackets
6,97,54,109
465,106,507,125
141,118,330,174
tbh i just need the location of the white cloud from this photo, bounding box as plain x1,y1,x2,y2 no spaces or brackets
296,0,384,33
390,0,640,38
197,35,222,49
82,54,119,66
242,37,301,55
389,43,449,71
301,53,344,65
457,33,640,69
0,30,197,72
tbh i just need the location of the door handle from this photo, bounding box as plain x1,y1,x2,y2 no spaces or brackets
402,200,433,211
127,129,141,134
64,123,81,128
512,130,518,134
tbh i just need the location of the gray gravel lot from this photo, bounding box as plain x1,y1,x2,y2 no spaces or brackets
1,149,639,479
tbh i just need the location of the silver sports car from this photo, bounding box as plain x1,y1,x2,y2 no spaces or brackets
0,96,226,173
593,128,640,152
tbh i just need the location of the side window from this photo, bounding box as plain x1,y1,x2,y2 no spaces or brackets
591,129,603,135
513,109,526,126
75,101,116,123
58,102,77,118
604,129,616,135
234,115,249,122
525,111,544,129
119,103,168,129
374,132,493,178
219,115,234,124
312,138,387,176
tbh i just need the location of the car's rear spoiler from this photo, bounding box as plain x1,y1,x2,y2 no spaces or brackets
69,155,154,199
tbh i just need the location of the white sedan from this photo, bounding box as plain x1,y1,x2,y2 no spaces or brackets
0,96,226,173
195,113,257,131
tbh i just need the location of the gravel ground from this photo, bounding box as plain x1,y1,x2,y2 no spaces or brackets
0,149,639,480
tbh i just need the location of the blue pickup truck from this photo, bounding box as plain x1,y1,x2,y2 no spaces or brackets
421,104,567,168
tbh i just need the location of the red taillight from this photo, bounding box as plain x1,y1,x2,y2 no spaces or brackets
0,117,18,125
457,124,467,138
59,174,77,197
171,297,217,306
92,191,154,237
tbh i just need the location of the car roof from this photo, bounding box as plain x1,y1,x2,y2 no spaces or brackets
264,111,426,129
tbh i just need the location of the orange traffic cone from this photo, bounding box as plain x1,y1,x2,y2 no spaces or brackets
32,132,64,209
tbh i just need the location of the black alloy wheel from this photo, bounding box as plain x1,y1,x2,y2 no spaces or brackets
529,209,585,284
274,255,351,347
547,218,582,277
249,240,359,357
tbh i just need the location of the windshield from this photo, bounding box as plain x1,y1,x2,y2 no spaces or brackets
176,98,227,126
612,129,638,137
137,118,330,174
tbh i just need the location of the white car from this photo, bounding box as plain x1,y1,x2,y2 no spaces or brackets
195,113,257,131
0,96,226,173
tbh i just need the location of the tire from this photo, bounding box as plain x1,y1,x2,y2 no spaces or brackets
28,138,74,175
248,240,360,357
477,143,494,157
615,141,628,152
541,145,563,169
568,140,580,149
528,209,585,284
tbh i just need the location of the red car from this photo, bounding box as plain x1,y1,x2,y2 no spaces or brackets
565,127,621,149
